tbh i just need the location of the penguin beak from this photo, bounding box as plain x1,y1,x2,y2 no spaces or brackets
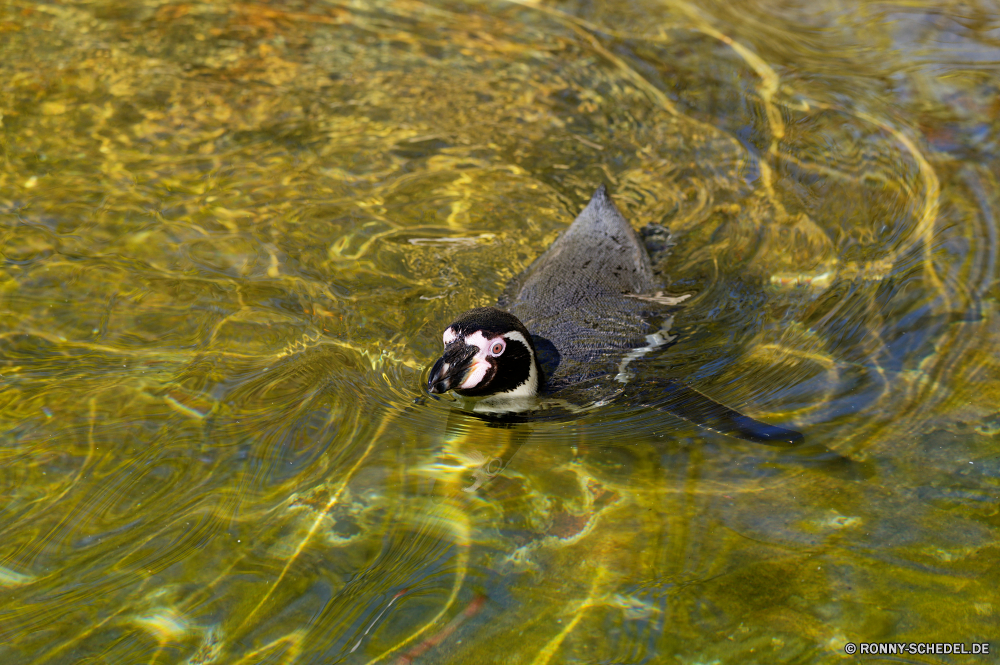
427,344,478,394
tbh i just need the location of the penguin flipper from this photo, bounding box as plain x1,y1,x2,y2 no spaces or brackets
633,379,804,446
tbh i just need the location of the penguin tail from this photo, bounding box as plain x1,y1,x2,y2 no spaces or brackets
637,379,804,446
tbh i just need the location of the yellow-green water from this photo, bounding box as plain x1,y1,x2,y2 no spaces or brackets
1,0,999,663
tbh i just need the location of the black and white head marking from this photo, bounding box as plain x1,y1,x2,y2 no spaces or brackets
427,307,540,402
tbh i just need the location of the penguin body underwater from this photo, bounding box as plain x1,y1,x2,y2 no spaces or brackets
427,185,803,445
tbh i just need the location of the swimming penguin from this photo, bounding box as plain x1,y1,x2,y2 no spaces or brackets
427,185,803,445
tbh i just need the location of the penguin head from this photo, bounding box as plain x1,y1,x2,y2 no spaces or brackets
427,307,539,400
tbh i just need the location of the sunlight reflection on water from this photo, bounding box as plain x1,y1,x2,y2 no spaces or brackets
1,0,999,663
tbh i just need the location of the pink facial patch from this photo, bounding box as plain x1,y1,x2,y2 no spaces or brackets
457,330,503,390
442,327,458,345
460,359,490,389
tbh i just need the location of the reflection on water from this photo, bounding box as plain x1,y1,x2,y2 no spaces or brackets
1,0,999,662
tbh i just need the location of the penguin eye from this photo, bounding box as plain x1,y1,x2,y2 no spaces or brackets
489,340,505,356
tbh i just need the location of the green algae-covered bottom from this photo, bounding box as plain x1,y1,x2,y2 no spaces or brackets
1,0,999,663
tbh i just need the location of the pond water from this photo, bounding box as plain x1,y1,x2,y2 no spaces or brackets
2,0,999,663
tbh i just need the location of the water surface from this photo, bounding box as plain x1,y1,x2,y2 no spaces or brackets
1,0,999,662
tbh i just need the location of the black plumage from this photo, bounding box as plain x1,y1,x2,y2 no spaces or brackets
428,185,803,445
497,184,669,389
